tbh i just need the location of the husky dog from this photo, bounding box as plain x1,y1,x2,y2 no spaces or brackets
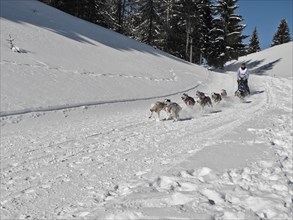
235,90,247,100
149,101,166,119
196,90,205,99
181,93,195,106
211,92,222,103
235,90,245,100
197,95,213,109
164,99,182,121
220,89,227,98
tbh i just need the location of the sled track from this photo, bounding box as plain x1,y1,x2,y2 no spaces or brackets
0,84,204,118
1,76,280,219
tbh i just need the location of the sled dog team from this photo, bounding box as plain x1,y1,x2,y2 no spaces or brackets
149,89,227,121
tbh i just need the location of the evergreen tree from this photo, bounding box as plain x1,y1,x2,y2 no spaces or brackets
191,0,214,64
40,0,112,28
134,0,163,47
162,0,213,64
247,27,260,54
207,0,247,68
123,0,141,38
207,14,226,68
90,1,113,28
174,0,198,61
115,0,127,33
271,18,291,47
155,0,179,54
161,0,187,59
107,0,136,34
79,0,98,23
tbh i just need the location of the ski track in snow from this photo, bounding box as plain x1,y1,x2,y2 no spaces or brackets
1,73,292,219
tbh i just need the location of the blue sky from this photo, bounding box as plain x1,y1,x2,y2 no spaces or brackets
236,0,293,49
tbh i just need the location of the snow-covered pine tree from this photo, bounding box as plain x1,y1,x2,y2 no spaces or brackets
162,0,213,64
207,0,247,68
134,0,164,47
271,18,291,47
81,0,98,23
161,0,186,59
247,27,260,54
89,1,113,29
206,15,225,68
119,0,140,38
107,0,136,34
191,0,214,64
113,0,126,33
155,0,177,54
174,0,198,61
40,0,112,29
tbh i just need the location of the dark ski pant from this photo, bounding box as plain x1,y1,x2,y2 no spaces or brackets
237,79,250,94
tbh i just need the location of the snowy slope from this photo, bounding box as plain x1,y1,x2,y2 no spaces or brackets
225,42,293,79
1,1,292,220
1,0,208,115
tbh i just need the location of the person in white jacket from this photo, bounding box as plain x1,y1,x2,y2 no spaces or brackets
237,63,250,94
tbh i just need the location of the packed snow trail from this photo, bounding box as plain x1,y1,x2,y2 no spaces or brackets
2,73,292,219
86,75,292,219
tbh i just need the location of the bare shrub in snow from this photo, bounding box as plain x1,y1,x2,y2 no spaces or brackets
7,34,21,53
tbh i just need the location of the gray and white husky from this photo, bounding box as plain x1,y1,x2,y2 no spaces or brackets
181,93,195,106
164,99,182,121
211,92,222,103
220,89,227,98
149,101,166,120
195,90,213,109
196,95,213,110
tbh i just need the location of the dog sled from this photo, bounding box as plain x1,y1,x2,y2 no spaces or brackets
235,78,250,100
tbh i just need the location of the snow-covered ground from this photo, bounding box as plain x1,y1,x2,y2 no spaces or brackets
1,0,292,219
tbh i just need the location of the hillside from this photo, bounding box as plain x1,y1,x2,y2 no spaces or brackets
1,0,208,115
226,42,293,79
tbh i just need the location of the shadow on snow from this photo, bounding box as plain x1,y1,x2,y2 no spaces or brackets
1,0,191,65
